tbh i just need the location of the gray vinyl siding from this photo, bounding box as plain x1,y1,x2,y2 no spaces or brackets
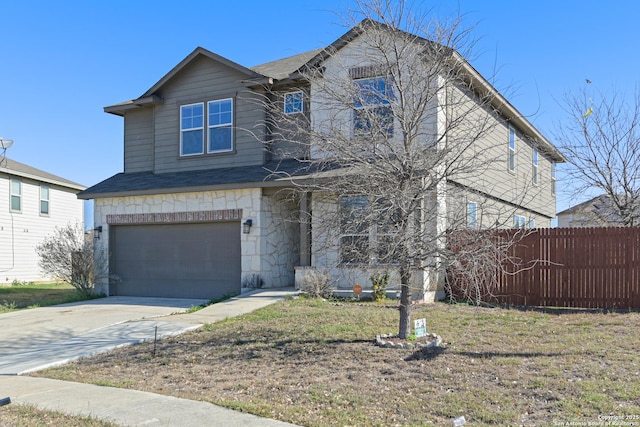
123,108,154,173
268,88,311,160
446,84,556,220
150,55,266,174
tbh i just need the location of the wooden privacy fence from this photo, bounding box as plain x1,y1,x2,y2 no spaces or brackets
447,227,640,309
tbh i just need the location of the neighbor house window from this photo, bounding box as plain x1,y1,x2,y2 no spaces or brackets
207,98,233,153
508,126,516,172
551,162,556,195
514,214,526,229
339,196,398,264
180,103,204,156
40,185,49,215
532,148,539,185
353,76,394,138
10,179,21,212
284,91,303,114
529,218,536,229
467,201,478,229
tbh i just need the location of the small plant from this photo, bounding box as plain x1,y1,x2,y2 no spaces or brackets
11,279,34,287
370,270,390,302
299,268,332,298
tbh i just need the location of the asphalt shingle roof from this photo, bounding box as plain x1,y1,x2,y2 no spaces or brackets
78,159,307,199
0,158,85,190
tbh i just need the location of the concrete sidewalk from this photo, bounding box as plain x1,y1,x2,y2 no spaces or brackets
1,287,300,427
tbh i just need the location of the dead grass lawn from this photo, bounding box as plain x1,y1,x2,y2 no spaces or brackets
35,297,640,426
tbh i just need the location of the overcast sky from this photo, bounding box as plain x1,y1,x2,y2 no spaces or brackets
1,0,638,216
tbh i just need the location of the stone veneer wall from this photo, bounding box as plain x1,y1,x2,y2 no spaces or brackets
93,188,297,295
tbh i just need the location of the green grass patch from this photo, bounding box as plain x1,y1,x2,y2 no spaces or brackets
0,282,103,313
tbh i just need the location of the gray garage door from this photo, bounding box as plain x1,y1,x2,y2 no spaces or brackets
110,222,241,299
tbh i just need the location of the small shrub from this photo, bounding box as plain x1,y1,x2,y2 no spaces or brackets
11,279,34,287
299,268,332,298
370,270,390,302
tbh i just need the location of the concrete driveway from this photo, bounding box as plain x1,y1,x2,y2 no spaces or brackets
0,296,207,375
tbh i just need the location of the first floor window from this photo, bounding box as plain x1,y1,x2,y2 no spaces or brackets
339,196,398,264
208,99,233,152
284,91,303,114
40,185,49,215
529,218,536,229
514,214,526,229
467,201,478,229
10,179,21,211
180,103,204,156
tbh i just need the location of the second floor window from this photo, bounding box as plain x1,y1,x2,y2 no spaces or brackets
284,91,303,114
10,179,21,212
180,103,204,156
353,76,394,138
180,99,233,156
551,162,556,195
532,149,539,185
508,126,516,172
40,185,50,215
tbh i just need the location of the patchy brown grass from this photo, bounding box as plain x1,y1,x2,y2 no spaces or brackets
35,297,640,426
1,404,117,426
0,282,99,313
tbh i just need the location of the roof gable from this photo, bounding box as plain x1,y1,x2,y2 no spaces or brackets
139,47,264,98
0,158,86,191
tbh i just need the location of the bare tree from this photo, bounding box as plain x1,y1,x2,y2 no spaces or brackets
36,222,106,295
261,0,540,338
555,86,640,225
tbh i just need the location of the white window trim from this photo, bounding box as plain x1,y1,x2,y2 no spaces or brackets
508,126,516,173
180,102,205,157
40,185,50,216
207,98,234,154
284,91,304,115
10,179,21,212
532,148,539,185
551,162,557,195
352,76,394,139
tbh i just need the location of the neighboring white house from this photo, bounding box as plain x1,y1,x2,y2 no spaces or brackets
0,158,86,283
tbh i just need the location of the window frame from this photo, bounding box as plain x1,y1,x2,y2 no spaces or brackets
180,102,205,156
40,185,50,216
551,162,556,195
508,126,516,173
207,98,233,154
284,91,304,115
10,179,21,212
338,195,399,265
514,214,526,229
352,76,394,138
467,201,478,229
532,148,539,185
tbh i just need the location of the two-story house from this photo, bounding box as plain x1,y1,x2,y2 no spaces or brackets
79,20,565,300
557,194,632,227
0,158,86,283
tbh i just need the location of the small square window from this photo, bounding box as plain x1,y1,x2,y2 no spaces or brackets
284,91,303,114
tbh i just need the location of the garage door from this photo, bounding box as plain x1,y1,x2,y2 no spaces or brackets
110,222,241,299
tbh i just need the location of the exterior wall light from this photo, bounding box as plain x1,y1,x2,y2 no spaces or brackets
242,219,252,234
93,226,103,239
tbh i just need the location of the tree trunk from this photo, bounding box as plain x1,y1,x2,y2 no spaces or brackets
398,266,412,339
